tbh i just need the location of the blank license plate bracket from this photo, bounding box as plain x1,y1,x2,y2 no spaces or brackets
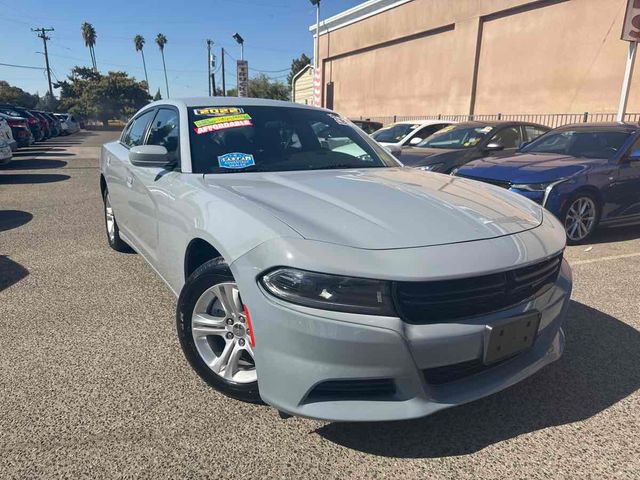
483,312,541,365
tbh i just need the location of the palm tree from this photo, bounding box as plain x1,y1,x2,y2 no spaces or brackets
155,33,169,98
134,35,149,92
81,22,97,72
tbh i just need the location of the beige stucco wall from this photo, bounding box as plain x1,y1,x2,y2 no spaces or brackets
318,0,636,117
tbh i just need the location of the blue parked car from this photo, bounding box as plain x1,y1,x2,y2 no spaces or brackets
454,122,640,244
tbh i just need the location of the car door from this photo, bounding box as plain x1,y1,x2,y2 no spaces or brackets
126,107,182,261
613,135,640,219
110,109,156,245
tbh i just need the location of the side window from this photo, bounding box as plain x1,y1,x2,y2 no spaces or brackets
525,126,548,142
491,126,522,149
625,136,640,158
410,124,447,143
146,108,180,163
121,110,155,147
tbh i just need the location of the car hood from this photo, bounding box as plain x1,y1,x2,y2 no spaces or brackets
457,153,607,183
204,168,542,250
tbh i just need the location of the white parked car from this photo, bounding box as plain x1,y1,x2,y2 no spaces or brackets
54,113,80,135
0,138,12,165
371,120,455,156
0,117,17,151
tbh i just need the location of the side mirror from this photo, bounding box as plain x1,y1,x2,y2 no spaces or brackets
519,141,530,150
484,142,504,152
409,137,423,146
129,145,170,167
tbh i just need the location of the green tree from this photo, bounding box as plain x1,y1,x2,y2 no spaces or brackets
134,35,149,93
0,81,40,108
153,88,162,101
55,66,151,126
36,91,58,111
287,53,311,88
81,22,98,71
248,74,289,100
155,33,169,98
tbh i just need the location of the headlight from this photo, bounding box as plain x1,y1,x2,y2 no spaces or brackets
416,162,443,172
260,268,395,316
511,182,554,191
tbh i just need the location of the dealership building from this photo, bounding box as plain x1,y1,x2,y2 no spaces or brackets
309,0,640,121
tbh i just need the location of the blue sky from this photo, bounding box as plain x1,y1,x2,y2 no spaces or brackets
0,0,363,98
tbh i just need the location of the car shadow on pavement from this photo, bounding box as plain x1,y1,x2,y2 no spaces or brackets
0,255,29,292
11,152,76,158
0,173,70,185
0,159,67,170
316,301,640,458
0,210,33,232
586,224,640,245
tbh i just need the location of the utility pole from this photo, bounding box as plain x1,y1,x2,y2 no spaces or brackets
206,39,213,96
221,48,226,95
32,27,54,97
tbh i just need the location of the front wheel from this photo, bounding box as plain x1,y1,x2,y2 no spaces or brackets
562,193,600,244
103,189,132,252
176,257,260,403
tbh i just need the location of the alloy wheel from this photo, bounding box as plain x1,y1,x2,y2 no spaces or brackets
564,196,596,242
191,282,256,384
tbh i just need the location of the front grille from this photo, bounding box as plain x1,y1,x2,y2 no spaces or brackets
305,379,396,402
458,174,512,189
393,253,562,324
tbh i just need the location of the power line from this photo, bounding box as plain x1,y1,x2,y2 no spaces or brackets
0,62,45,70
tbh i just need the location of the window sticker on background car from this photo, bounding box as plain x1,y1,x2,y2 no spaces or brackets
194,113,252,128
477,126,493,133
464,137,482,147
217,152,255,169
438,125,456,133
194,118,253,135
194,107,244,116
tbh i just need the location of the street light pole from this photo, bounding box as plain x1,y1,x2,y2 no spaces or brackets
206,39,213,96
617,41,637,121
313,0,320,69
233,33,244,60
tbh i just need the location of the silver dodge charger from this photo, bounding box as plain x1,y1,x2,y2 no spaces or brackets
100,98,572,421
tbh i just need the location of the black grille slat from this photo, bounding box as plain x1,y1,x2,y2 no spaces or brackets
305,379,396,402
394,254,563,324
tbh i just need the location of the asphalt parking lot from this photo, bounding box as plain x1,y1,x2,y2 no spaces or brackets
1,131,639,479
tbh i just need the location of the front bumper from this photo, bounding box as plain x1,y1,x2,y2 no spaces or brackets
231,216,571,421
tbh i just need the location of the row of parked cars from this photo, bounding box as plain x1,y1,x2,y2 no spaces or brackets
362,118,640,244
0,104,82,165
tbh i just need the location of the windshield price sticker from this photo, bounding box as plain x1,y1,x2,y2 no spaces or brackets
194,107,244,116
194,119,253,135
439,125,456,133
329,114,350,126
217,152,255,169
194,113,252,128
478,126,493,133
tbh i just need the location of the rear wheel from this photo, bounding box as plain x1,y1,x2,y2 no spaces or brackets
177,257,260,403
562,193,600,244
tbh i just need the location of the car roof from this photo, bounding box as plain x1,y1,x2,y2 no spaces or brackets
452,120,549,128
394,119,455,126
147,96,327,112
555,121,638,131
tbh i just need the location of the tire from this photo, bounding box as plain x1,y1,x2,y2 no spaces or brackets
102,189,132,252
562,192,601,245
177,257,261,403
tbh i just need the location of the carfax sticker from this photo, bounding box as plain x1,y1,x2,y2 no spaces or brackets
194,119,253,134
217,152,255,169
194,107,244,116
193,113,252,128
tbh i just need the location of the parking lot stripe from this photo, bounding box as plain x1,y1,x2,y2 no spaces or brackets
570,252,640,266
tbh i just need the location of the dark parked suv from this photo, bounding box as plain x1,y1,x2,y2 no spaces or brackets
0,105,44,142
399,121,550,173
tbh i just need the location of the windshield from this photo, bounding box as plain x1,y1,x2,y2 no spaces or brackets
521,129,631,159
371,123,419,143
189,105,399,174
419,125,494,149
